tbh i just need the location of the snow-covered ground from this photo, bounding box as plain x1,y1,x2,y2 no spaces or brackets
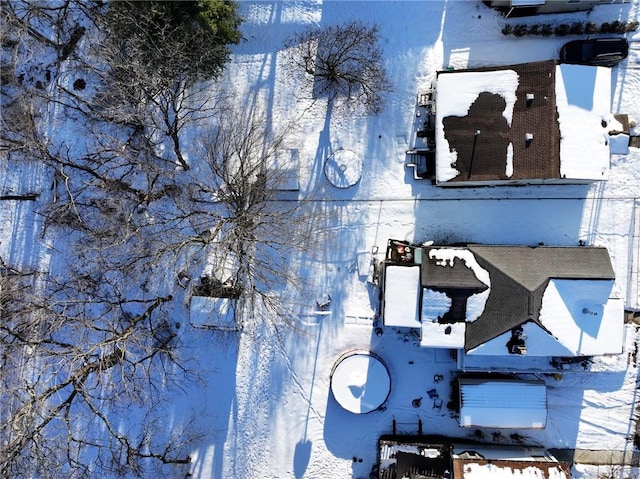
4,1,640,478
185,2,640,478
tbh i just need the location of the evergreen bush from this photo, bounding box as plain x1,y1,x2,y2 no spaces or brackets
513,24,528,37
540,24,553,37
501,20,637,37
569,22,584,35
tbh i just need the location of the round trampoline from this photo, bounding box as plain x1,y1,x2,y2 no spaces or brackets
324,149,363,188
330,350,391,414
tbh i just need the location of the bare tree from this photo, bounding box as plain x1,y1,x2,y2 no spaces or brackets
88,0,241,171
1,2,315,476
284,21,393,114
0,251,203,478
186,99,311,312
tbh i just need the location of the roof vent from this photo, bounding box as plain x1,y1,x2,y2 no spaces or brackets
526,93,535,106
525,132,534,147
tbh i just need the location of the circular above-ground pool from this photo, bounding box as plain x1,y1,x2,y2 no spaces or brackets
330,350,391,414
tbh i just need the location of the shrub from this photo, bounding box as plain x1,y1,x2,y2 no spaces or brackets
284,21,392,114
540,24,553,37
501,24,513,35
569,22,584,35
611,20,624,33
499,19,633,38
513,24,528,37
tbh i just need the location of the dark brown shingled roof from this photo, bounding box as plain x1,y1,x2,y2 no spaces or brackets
464,245,614,351
421,247,489,291
437,60,561,183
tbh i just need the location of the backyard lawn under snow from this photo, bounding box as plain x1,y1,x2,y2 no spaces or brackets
4,1,640,478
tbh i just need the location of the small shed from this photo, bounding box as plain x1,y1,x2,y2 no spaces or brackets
189,296,240,331
458,378,547,429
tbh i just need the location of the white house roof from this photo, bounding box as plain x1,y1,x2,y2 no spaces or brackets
555,63,611,180
382,264,421,328
538,279,624,355
467,320,574,357
458,379,547,429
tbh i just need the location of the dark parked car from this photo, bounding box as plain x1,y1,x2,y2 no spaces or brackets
559,38,629,67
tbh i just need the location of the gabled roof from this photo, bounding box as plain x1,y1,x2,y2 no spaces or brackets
435,60,612,186
464,245,615,351
418,244,617,353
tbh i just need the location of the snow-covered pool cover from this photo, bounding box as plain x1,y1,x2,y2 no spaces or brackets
383,264,421,328
330,351,391,414
436,69,519,182
539,279,624,356
459,380,547,429
555,64,611,180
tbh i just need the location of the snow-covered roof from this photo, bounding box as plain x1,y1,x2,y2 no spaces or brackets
466,275,623,357
456,461,569,478
452,444,572,478
382,264,421,328
330,351,391,414
464,245,618,355
435,61,613,186
385,243,622,355
435,69,519,183
467,320,575,356
189,296,238,331
421,320,466,348
458,379,547,429
538,279,624,356
453,445,572,479
555,64,611,180
511,0,545,5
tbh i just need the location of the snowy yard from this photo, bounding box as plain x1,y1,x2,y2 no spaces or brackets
4,1,640,478
183,2,640,478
